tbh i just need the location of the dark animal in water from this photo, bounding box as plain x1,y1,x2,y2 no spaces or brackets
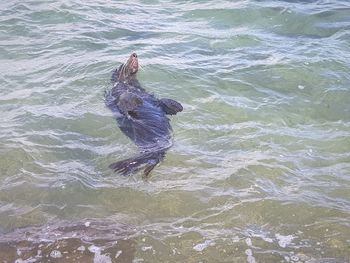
105,53,183,177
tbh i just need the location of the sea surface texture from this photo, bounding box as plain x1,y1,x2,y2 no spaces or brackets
0,0,349,262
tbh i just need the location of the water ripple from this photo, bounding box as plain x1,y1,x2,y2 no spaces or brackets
1,0,350,262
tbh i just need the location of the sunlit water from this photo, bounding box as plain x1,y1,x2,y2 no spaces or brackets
1,0,350,262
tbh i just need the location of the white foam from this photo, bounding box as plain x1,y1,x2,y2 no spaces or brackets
290,255,299,261
232,236,240,243
77,245,86,252
115,250,122,258
262,236,273,243
88,245,112,263
245,238,252,247
141,246,153,252
88,245,101,253
132,259,144,263
193,240,213,252
245,249,257,263
50,250,62,258
250,232,273,243
94,253,112,263
275,234,294,248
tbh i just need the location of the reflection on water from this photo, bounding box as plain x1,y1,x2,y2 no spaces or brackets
0,0,350,262
0,219,135,262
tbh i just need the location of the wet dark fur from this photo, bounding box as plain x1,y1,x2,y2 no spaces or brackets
105,54,182,177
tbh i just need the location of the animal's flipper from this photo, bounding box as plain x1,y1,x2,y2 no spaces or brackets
109,151,165,177
159,98,183,115
117,91,143,116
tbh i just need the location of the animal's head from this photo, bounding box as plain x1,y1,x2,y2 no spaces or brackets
118,53,139,82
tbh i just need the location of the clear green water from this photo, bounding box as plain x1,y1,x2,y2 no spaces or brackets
0,0,350,262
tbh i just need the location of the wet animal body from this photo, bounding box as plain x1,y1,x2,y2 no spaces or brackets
105,53,183,177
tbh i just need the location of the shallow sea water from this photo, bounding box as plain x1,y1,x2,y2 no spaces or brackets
0,0,350,262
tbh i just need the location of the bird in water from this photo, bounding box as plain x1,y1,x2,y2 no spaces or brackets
105,53,183,177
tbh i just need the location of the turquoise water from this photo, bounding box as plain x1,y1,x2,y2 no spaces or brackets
1,0,350,262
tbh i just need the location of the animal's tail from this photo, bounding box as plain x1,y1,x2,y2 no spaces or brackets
109,150,166,177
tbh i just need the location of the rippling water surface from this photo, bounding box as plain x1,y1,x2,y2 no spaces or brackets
1,0,350,262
